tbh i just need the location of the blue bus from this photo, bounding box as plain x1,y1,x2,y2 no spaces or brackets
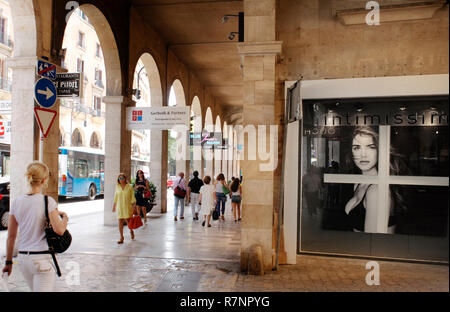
58,147,105,200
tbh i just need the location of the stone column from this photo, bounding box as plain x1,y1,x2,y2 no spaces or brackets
7,57,38,201
227,127,234,180
238,0,282,273
103,96,133,226
193,145,202,175
150,130,163,212
214,148,222,178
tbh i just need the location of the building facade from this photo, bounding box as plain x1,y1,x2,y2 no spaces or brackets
5,0,448,271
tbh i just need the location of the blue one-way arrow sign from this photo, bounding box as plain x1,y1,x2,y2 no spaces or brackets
34,78,57,109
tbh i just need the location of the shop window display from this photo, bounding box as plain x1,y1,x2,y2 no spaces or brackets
300,96,448,260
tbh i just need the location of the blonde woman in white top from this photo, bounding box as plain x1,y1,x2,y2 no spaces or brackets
199,176,216,227
2,162,68,292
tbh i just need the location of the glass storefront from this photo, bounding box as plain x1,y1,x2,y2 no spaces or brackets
299,96,449,262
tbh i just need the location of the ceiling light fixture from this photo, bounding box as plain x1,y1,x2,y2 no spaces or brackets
228,32,239,40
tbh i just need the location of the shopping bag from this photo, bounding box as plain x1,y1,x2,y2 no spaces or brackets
212,208,219,221
128,214,143,230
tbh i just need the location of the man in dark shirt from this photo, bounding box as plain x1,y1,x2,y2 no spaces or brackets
187,171,204,220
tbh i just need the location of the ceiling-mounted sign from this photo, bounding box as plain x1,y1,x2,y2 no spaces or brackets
127,106,190,130
55,73,83,98
34,77,57,109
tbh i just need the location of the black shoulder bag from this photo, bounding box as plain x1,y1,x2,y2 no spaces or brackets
44,195,72,277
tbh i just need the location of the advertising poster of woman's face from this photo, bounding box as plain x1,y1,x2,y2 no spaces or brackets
302,97,448,238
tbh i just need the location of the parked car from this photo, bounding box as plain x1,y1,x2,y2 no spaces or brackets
0,176,10,230
167,176,176,189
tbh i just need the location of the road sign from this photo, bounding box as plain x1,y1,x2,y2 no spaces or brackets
37,60,57,79
55,73,82,98
34,78,57,109
34,107,57,138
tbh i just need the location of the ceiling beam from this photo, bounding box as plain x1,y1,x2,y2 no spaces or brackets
133,0,242,8
169,41,238,47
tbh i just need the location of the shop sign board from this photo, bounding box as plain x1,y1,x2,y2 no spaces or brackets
0,118,11,144
127,106,190,130
55,73,83,98
0,101,11,114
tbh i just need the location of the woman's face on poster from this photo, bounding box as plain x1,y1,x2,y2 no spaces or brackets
352,134,378,172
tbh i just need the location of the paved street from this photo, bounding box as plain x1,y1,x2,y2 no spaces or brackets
0,194,448,292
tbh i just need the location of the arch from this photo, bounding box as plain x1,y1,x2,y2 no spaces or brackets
169,79,186,107
72,128,85,147
191,96,202,132
203,107,214,177
169,79,188,176
132,52,163,108
191,96,203,175
90,131,102,149
222,121,229,180
9,0,37,57
214,115,222,178
215,115,222,133
204,107,214,132
76,4,122,96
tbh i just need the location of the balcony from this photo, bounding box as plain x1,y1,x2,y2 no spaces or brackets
0,78,12,92
0,34,13,49
94,79,104,89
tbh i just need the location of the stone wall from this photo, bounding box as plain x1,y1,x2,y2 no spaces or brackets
276,0,449,81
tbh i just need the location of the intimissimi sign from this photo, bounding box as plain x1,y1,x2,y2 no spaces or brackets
304,96,448,135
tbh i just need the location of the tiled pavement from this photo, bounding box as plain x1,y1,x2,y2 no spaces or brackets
1,196,448,292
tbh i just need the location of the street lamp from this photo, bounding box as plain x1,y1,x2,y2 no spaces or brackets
132,66,146,100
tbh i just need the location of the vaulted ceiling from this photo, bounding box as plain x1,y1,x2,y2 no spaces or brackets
131,0,244,123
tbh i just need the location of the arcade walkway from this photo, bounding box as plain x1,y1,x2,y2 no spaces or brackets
1,198,448,292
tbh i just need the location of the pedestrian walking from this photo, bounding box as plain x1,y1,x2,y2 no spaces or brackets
2,161,68,292
230,178,242,222
112,173,137,244
199,176,215,227
187,171,203,220
134,170,151,224
173,172,187,221
214,173,229,220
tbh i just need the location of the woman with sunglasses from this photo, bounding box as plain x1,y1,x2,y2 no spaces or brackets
135,170,151,224
112,173,136,244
